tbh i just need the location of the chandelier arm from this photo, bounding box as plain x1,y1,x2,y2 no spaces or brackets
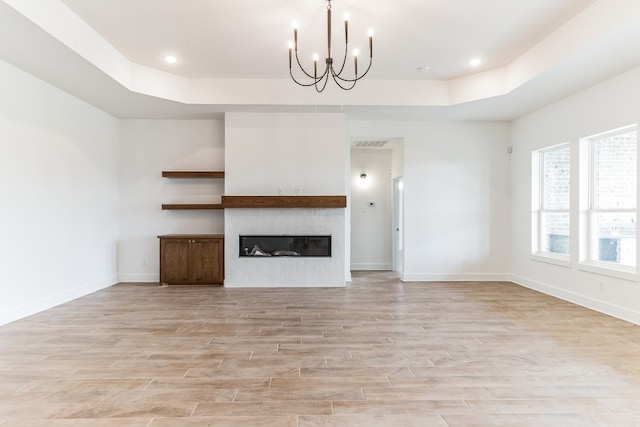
332,57,373,83
315,71,331,93
293,48,317,80
291,58,331,87
330,67,357,90
332,42,349,76
290,69,324,87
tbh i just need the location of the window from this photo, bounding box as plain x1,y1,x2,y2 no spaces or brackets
532,143,570,257
584,125,637,268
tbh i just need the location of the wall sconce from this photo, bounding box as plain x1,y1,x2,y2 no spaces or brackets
357,172,369,189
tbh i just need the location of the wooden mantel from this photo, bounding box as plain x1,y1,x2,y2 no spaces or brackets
222,195,347,209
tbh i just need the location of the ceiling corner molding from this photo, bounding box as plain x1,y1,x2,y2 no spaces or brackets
3,0,132,86
3,0,640,119
448,68,509,105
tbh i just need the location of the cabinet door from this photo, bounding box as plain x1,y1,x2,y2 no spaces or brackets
190,239,223,284
160,239,190,284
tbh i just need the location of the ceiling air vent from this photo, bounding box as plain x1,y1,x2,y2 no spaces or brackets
352,140,389,148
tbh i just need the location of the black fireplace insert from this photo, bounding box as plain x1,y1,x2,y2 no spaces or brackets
239,235,331,257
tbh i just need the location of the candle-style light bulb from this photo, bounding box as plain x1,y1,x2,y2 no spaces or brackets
313,53,319,78
368,29,374,57
292,21,298,48
288,42,293,68
344,12,349,44
353,48,359,75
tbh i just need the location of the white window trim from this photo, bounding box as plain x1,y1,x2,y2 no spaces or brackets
580,124,638,274
531,252,572,268
577,262,638,282
532,143,570,260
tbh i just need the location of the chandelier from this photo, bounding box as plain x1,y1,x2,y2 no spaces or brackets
288,0,373,92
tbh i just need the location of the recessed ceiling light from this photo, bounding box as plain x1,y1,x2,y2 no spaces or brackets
416,66,430,73
468,58,482,67
164,55,177,64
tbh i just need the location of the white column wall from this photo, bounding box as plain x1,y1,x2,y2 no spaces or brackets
224,113,347,287
0,59,119,325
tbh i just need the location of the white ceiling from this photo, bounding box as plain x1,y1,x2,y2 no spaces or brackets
2,0,640,120
57,0,594,80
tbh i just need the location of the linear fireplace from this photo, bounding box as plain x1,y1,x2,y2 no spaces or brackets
239,235,331,257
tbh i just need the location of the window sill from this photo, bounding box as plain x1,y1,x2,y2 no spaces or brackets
577,262,638,282
531,253,572,268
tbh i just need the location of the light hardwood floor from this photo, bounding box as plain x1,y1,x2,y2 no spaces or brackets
1,271,640,426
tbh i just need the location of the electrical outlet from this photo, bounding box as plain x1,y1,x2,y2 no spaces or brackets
598,280,604,291
140,259,146,268
462,259,469,267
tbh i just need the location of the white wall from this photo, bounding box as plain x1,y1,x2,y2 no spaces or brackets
510,66,640,324
118,119,225,281
0,59,119,325
224,113,347,287
224,113,346,196
348,120,511,281
350,149,393,270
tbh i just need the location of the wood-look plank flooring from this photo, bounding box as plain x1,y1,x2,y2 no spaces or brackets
1,271,640,426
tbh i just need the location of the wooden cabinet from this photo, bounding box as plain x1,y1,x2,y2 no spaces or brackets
158,234,224,285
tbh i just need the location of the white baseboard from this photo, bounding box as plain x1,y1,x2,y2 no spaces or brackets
118,273,159,283
401,273,510,282
0,276,117,326
351,263,392,271
344,270,352,282
510,274,640,326
224,281,347,288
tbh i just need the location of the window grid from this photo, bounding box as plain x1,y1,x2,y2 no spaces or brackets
586,126,637,268
537,144,570,256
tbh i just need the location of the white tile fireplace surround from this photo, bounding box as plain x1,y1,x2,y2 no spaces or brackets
224,112,348,288
224,208,346,287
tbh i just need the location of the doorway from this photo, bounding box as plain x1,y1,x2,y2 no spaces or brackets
350,138,404,273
